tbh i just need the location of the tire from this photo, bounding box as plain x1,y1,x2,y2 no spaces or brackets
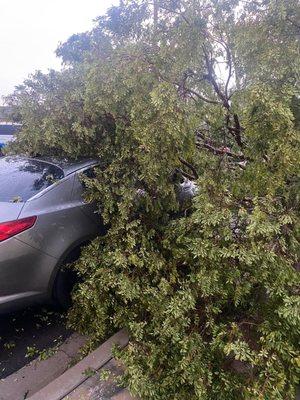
52,267,78,309
52,246,83,309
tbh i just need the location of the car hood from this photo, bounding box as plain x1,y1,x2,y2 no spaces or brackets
0,202,25,223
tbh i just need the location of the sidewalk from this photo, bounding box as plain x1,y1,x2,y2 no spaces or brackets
63,358,132,400
28,330,134,400
0,333,87,400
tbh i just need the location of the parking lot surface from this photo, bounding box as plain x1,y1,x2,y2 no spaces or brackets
0,306,71,379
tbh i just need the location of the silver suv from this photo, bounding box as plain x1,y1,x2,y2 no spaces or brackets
0,156,102,313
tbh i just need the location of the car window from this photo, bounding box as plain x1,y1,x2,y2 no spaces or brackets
82,167,97,180
0,157,64,202
78,167,97,190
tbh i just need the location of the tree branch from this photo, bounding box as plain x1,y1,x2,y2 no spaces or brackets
182,86,220,105
176,168,196,181
202,45,230,110
224,42,233,99
286,16,300,31
176,69,220,105
196,141,246,160
157,3,191,25
179,156,199,179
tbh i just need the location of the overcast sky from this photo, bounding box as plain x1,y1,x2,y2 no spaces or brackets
0,0,116,103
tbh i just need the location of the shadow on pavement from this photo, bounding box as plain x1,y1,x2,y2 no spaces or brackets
0,305,71,379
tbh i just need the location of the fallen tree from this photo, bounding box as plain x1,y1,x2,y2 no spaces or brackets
7,0,300,398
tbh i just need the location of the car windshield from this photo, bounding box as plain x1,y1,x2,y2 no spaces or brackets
0,157,64,202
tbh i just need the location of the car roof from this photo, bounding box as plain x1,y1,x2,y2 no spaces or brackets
4,155,99,176
32,156,99,175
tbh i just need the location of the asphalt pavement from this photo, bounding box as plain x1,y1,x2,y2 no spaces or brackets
0,306,72,379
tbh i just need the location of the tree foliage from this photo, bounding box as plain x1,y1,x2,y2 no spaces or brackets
6,0,300,398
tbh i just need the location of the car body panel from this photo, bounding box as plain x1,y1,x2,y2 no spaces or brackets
0,236,57,313
72,170,103,226
19,174,101,258
27,157,99,177
0,156,102,313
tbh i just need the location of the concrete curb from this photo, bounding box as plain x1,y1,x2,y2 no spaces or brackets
28,330,129,400
0,333,87,400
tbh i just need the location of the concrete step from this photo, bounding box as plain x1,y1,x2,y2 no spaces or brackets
28,330,132,400
0,333,87,400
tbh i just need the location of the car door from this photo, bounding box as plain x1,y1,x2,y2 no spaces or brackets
19,175,98,256
72,166,104,229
